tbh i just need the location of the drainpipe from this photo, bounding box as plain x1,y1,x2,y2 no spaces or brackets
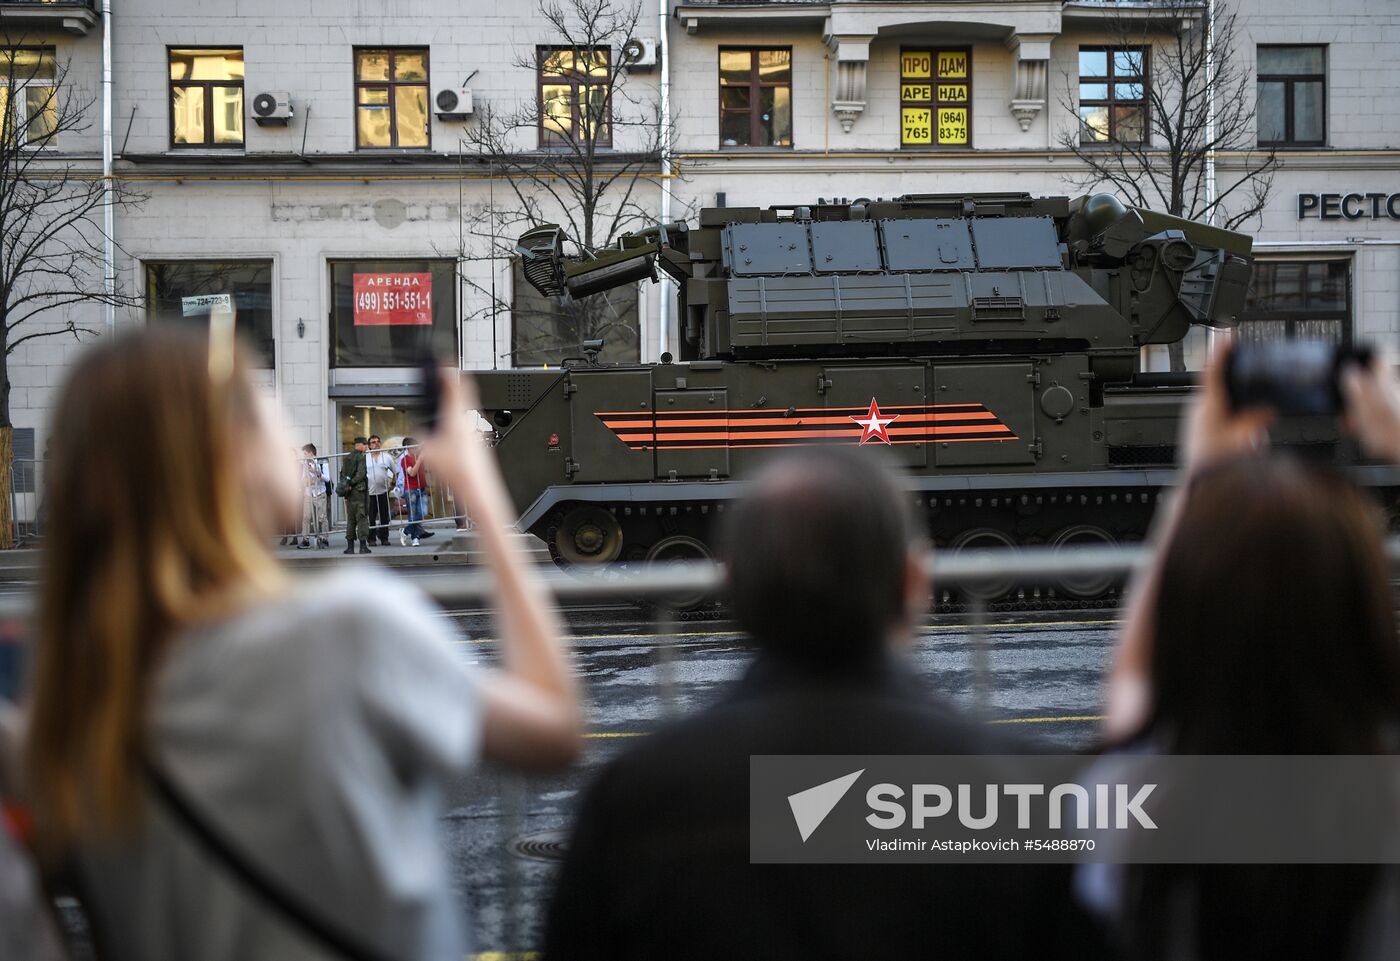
102,0,115,336
656,0,671,359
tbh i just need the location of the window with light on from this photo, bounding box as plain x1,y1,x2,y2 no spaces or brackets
169,48,244,148
900,49,970,147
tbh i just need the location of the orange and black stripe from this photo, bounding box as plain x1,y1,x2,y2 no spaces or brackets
595,404,1018,451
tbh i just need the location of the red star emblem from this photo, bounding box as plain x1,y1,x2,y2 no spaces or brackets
850,398,899,445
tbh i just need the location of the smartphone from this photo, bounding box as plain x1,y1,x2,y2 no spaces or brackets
419,359,444,433
1225,340,1373,416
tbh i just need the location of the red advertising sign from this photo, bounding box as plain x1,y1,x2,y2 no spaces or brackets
352,272,433,326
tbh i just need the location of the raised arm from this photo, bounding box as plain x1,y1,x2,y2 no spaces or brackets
422,373,581,769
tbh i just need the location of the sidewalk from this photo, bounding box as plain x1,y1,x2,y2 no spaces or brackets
0,526,552,582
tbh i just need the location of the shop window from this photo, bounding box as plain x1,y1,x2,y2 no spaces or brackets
719,48,791,148
1078,47,1147,145
539,46,611,147
169,48,244,148
145,260,274,367
329,259,456,367
1239,259,1351,346
899,48,970,147
355,48,430,149
1257,45,1325,147
511,259,638,367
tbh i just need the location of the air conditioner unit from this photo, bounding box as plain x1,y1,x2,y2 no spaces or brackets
435,87,474,120
622,38,659,69
251,91,293,126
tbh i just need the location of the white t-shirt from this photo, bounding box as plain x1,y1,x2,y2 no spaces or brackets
76,570,483,961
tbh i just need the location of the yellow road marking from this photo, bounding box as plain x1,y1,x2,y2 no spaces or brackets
471,953,539,961
584,731,648,738
988,714,1105,725
462,617,1122,645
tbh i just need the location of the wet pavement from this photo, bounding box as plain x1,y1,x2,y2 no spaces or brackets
438,603,1118,956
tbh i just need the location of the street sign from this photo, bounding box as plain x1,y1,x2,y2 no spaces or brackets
182,293,233,316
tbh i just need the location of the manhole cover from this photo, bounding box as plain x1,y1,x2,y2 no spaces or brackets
506,830,570,861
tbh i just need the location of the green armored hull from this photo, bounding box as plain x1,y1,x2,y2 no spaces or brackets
475,193,1396,598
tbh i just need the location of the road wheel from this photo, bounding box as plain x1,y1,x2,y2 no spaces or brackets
1050,524,1117,599
949,527,1019,601
645,534,713,610
553,505,623,566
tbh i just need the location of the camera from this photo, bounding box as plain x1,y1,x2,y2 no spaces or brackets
1225,340,1373,416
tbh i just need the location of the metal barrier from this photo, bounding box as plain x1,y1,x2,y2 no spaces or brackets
9,456,43,545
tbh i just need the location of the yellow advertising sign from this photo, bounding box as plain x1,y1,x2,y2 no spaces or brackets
901,83,932,102
938,51,968,78
901,107,933,145
900,51,932,79
937,84,968,103
937,107,968,144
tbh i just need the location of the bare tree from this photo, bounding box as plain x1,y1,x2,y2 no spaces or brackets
458,0,673,367
1056,0,1276,370
0,36,143,545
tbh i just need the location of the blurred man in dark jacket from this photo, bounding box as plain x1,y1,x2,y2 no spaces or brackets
546,448,1106,961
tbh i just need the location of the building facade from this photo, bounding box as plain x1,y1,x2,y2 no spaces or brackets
1,0,1396,461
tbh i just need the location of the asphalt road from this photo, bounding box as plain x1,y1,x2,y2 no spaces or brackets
441,604,1119,957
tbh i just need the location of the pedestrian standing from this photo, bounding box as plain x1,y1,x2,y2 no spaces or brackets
340,436,370,554
299,443,330,549
399,437,429,547
365,434,394,548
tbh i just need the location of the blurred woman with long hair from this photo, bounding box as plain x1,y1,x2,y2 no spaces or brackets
22,327,579,960
1093,347,1400,960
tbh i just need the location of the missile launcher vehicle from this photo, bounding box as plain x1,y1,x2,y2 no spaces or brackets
474,192,1394,599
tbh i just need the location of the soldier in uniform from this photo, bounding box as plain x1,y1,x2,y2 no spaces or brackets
341,436,370,554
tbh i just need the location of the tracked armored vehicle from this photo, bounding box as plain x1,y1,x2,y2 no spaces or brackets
474,193,1391,598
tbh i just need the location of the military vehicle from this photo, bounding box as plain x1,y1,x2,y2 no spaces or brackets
473,192,1389,600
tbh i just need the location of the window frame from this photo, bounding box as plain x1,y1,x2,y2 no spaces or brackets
144,258,276,368
537,45,614,149
1238,257,1352,347
1256,44,1326,148
898,47,973,149
353,47,432,151
1076,45,1150,146
167,46,245,150
717,46,793,150
1,46,57,149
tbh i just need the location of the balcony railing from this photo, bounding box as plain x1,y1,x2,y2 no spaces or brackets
0,0,99,35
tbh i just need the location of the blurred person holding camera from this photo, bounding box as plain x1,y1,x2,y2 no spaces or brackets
1089,344,1400,960
17,328,581,961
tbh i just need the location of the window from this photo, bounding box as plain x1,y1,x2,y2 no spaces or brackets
329,260,456,367
1257,45,1325,146
539,47,611,147
169,48,244,148
1239,260,1351,346
0,47,57,146
355,49,429,149
1078,47,1147,144
719,48,791,148
900,49,970,147
145,261,274,367
512,259,638,366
